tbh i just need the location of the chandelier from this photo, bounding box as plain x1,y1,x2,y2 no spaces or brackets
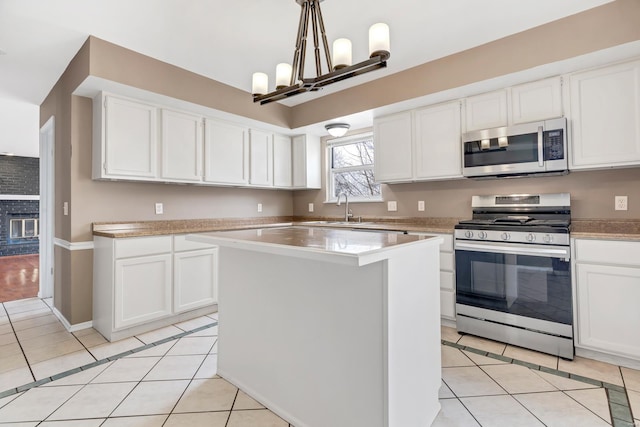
252,0,390,105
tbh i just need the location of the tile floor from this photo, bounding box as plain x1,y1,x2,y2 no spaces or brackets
0,298,639,426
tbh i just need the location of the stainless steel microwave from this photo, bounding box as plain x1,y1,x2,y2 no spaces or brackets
462,117,568,179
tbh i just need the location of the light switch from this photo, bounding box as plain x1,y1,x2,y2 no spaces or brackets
308,203,314,213
387,201,397,212
155,203,163,215
418,201,425,212
257,203,263,213
63,202,69,216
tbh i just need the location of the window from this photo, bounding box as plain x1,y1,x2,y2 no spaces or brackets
10,218,39,240
327,133,381,202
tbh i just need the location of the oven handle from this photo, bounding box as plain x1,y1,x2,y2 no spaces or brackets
537,126,544,167
455,241,570,260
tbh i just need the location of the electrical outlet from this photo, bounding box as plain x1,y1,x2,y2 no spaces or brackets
155,203,163,215
308,203,314,213
615,196,628,211
418,201,425,212
387,201,397,212
257,203,263,213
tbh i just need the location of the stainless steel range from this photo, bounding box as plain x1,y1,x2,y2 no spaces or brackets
454,193,573,359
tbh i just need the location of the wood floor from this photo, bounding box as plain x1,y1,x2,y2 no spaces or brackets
0,254,39,303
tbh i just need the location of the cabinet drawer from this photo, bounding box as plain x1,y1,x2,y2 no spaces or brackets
440,252,454,271
174,234,217,252
574,239,640,267
440,289,456,320
440,271,455,291
115,236,172,259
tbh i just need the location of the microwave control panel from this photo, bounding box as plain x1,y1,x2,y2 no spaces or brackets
544,129,565,160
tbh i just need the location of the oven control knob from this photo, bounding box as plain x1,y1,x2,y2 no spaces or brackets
526,233,536,242
464,230,474,239
478,231,487,239
501,232,511,241
543,234,553,243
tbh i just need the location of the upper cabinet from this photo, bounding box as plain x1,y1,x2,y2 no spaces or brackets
510,77,563,124
568,60,640,169
374,102,462,183
92,92,320,190
203,119,249,186
463,77,563,131
373,111,413,182
292,135,321,189
464,90,508,131
273,134,292,188
249,129,274,187
414,101,462,180
160,109,203,182
93,93,158,181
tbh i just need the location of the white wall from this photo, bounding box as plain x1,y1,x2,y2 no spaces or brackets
0,99,39,158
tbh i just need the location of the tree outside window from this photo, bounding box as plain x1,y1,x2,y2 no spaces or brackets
327,133,381,202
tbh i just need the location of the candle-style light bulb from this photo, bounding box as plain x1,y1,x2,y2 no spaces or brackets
369,23,390,59
332,38,352,70
275,63,292,89
252,72,268,95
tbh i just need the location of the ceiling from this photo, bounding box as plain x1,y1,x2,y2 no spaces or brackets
0,0,616,156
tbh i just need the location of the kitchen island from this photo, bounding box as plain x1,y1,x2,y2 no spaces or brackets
188,226,443,427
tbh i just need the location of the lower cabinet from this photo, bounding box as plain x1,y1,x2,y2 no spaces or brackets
409,232,456,321
574,239,640,361
93,234,218,341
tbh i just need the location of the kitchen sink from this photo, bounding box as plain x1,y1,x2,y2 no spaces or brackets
297,220,375,226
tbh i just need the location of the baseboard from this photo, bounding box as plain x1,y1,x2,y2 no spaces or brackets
575,346,640,371
52,306,93,332
441,317,456,329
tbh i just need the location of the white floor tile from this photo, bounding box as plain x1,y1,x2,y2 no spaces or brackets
226,409,289,427
173,378,237,413
30,350,96,380
111,380,190,417
164,411,228,427
514,391,610,427
39,419,105,426
125,341,176,359
143,355,205,381
0,391,23,409
439,381,455,399
135,326,183,345
481,364,556,394
166,336,216,356
565,388,611,423
173,315,216,332
442,346,474,368
431,398,481,427
442,366,507,397
0,367,34,391
558,355,624,386
458,334,507,355
48,381,137,420
627,389,640,423
0,385,82,422
462,350,509,366
89,337,145,360
42,363,112,387
101,415,168,426
532,370,600,391
194,354,218,379
233,389,265,410
91,357,160,383
622,366,640,393
441,326,462,343
461,395,545,426
503,345,558,370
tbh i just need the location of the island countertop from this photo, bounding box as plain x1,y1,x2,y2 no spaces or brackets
188,226,441,266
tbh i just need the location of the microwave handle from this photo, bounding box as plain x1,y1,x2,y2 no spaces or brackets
537,126,544,167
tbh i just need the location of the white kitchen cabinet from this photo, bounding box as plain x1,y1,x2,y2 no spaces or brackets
292,134,321,189
203,118,249,185
510,77,563,124
93,236,173,339
574,239,640,361
373,111,413,182
249,129,274,187
414,101,462,180
160,109,203,182
173,235,218,314
273,134,292,188
569,60,640,169
409,232,456,322
93,93,159,181
464,90,508,132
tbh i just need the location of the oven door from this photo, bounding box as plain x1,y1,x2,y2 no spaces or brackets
455,240,572,325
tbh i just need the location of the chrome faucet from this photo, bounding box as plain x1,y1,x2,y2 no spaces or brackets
336,192,353,222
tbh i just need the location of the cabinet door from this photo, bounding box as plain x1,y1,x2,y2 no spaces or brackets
464,90,508,131
576,263,640,358
249,129,274,187
273,134,292,188
104,96,158,179
114,254,172,330
570,60,640,169
292,135,321,189
174,248,218,313
511,77,563,124
373,111,413,182
204,119,249,185
160,109,203,182
414,101,462,180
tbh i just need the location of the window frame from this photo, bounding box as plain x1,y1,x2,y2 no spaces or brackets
325,132,382,203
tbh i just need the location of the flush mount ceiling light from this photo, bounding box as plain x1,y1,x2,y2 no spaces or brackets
252,0,390,105
325,122,350,137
